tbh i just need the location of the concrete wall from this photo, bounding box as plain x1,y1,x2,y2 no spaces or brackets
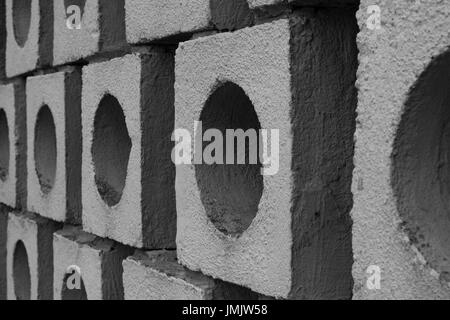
0,0,449,300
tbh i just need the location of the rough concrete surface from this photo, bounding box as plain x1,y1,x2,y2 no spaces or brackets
6,0,40,77
82,51,176,249
0,84,17,208
123,250,259,300
352,0,450,299
53,0,127,66
26,69,82,224
53,226,131,300
7,211,59,300
175,8,357,299
125,0,211,44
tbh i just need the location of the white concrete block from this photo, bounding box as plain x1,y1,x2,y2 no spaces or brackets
53,226,131,300
353,0,450,299
0,84,17,208
5,0,51,77
26,69,82,223
175,10,357,299
125,0,211,43
7,211,59,300
123,250,258,300
82,51,176,248
53,0,127,66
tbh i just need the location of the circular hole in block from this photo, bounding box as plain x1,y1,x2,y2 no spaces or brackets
64,0,86,19
61,272,88,300
0,109,10,182
92,94,131,207
12,0,32,48
393,50,450,281
195,82,263,236
34,105,57,195
13,241,31,300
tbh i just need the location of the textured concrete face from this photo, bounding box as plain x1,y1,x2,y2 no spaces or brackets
27,69,82,223
82,52,176,249
53,226,131,300
53,0,99,66
0,85,17,208
175,10,357,299
6,0,39,77
123,250,258,300
353,0,450,299
53,0,127,66
125,0,211,43
7,212,59,300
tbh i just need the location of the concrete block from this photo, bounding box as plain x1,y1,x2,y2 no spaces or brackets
5,0,52,77
0,84,17,208
0,81,27,210
123,250,259,300
353,0,450,299
125,0,211,44
53,0,127,66
53,226,132,300
7,211,60,300
82,51,176,248
26,69,81,224
175,9,357,299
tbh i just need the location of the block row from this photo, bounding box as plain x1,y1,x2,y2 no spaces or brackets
0,209,261,300
0,0,363,78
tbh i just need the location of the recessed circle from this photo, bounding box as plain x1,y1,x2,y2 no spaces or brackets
195,82,263,236
13,241,31,300
34,105,57,195
393,50,450,280
12,0,32,48
0,109,10,182
92,94,131,207
61,272,88,300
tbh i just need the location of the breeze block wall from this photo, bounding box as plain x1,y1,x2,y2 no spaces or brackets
2,0,448,301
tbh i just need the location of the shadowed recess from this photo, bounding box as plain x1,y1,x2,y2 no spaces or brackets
34,105,57,195
13,241,31,300
0,110,10,182
393,50,450,281
61,272,87,300
12,0,32,48
92,94,131,207
195,82,263,236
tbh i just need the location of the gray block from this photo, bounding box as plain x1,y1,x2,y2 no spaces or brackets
53,226,132,300
7,211,60,300
353,0,450,299
123,250,259,300
26,68,82,224
175,8,357,299
82,50,176,249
